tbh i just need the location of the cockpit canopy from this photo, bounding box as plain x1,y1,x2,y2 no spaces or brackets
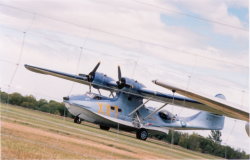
85,92,104,100
158,110,175,121
84,92,116,100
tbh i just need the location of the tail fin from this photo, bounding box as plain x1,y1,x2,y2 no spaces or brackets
184,111,225,130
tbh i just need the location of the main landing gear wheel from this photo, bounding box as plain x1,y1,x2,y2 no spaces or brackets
136,128,148,140
74,116,81,124
100,125,110,131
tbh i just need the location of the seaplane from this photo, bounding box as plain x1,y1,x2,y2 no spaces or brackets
24,62,249,140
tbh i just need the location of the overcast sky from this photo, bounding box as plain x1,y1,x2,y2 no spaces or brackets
0,0,249,153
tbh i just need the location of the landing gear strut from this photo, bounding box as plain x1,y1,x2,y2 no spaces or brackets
74,116,81,124
136,128,148,140
100,125,110,131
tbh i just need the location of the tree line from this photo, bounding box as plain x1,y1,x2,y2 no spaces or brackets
0,91,249,159
152,130,248,159
0,91,72,117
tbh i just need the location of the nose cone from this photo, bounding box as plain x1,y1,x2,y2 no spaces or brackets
63,96,69,101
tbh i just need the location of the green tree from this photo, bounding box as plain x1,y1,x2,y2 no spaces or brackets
203,143,214,154
38,99,48,107
0,91,8,103
36,99,48,110
200,138,214,153
9,92,23,105
187,133,201,151
213,142,225,157
209,130,222,144
48,100,64,115
40,104,50,113
178,133,189,148
21,95,37,109
56,103,67,116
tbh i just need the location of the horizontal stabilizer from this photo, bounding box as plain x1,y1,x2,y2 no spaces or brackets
153,80,249,122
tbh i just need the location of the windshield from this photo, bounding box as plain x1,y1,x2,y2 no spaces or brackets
84,92,103,100
85,92,96,98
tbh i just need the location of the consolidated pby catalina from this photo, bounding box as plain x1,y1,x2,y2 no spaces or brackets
24,63,250,140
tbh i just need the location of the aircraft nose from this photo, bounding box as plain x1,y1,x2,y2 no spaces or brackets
63,96,69,100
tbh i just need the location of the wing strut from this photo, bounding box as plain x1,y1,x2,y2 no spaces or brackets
128,98,151,116
109,91,115,98
143,103,168,120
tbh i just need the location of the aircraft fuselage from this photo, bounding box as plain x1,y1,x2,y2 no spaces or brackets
63,92,224,137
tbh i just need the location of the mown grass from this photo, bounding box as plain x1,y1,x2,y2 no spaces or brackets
2,135,86,159
0,103,223,159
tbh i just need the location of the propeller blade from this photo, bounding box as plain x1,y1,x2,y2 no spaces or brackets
117,65,129,89
118,66,121,81
87,62,101,82
89,62,100,76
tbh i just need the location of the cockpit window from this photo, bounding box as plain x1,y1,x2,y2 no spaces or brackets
159,111,173,121
85,92,95,98
110,106,122,112
93,96,102,100
85,92,102,100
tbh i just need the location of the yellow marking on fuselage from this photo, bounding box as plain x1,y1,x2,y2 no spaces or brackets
98,103,104,114
97,103,120,117
106,104,111,116
114,106,119,118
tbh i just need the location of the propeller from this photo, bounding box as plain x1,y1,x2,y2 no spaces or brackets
116,66,131,89
78,62,100,82
87,62,100,82
78,62,100,92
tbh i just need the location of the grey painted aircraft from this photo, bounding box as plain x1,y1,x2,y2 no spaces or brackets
25,63,249,140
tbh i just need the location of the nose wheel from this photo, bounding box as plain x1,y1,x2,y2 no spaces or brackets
74,116,81,124
136,128,148,140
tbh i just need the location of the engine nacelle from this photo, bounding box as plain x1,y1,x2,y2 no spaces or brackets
245,122,250,137
92,72,116,90
123,77,145,90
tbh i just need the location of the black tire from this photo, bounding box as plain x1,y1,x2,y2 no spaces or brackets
74,116,81,124
100,125,110,131
136,128,148,140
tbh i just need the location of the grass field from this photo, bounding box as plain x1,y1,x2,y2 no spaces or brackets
0,103,223,159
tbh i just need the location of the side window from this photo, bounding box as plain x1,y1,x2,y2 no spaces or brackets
94,96,102,100
159,112,171,120
110,106,121,112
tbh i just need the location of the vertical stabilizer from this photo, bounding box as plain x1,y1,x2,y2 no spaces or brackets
184,111,225,130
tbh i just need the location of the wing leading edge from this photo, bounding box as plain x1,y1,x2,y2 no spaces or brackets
152,80,249,122
25,64,89,85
